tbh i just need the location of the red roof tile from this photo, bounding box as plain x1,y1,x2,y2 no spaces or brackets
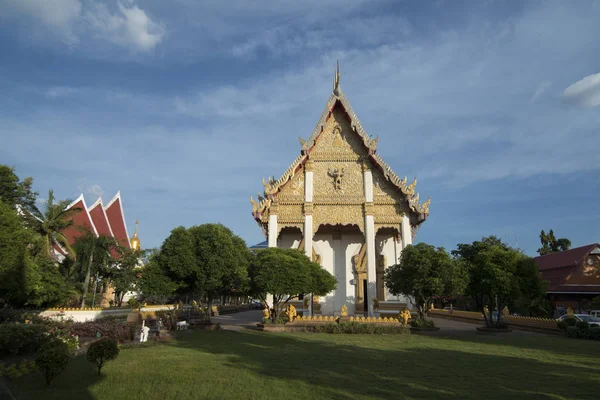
105,192,130,249
534,244,599,271
60,196,97,246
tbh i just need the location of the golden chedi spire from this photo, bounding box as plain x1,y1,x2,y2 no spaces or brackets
130,220,141,250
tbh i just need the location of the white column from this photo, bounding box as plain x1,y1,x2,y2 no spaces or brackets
268,214,278,248
365,214,376,316
305,167,313,202
304,215,313,258
363,168,373,203
401,214,412,249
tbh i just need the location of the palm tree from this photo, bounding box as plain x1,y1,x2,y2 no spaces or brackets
30,190,81,260
73,230,117,309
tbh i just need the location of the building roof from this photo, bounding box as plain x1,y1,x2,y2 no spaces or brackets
56,191,133,259
534,244,600,294
104,191,131,249
534,244,599,271
250,64,430,233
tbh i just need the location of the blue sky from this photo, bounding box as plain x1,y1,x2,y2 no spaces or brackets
1,0,599,256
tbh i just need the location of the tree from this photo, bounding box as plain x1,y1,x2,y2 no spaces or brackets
138,253,177,304
454,236,544,327
0,164,37,213
0,200,72,308
107,247,143,307
249,248,337,322
73,231,117,309
538,229,572,255
36,340,70,387
31,190,81,259
86,338,119,375
385,243,466,321
151,224,249,321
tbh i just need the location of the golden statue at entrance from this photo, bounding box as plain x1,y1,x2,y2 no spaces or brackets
286,304,297,322
502,306,509,316
263,307,270,320
399,309,411,325
341,304,348,317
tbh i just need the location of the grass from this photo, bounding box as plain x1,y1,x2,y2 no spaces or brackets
7,330,600,400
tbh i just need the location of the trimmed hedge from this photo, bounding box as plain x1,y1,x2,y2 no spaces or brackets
410,319,435,328
71,320,136,342
312,322,409,334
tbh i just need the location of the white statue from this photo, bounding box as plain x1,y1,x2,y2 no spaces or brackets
140,320,150,343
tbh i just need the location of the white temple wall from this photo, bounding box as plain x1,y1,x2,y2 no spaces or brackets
343,233,363,316
277,231,302,250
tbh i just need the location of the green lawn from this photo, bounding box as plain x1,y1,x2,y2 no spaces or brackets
8,330,600,400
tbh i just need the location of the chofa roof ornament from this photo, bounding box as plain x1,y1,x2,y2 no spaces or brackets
333,60,340,96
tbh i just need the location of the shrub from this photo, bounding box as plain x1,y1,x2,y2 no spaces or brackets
410,318,436,328
127,298,140,308
36,340,70,386
587,327,600,340
71,320,136,342
0,360,37,379
87,338,119,375
576,321,589,330
0,323,49,356
557,320,568,331
313,322,409,334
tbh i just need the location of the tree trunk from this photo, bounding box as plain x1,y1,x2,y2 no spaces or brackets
206,297,213,322
80,252,93,309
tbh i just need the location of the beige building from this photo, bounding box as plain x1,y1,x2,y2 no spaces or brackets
250,65,430,316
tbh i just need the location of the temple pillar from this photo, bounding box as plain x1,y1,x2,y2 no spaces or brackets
363,163,376,316
304,161,314,314
266,212,277,310
401,214,412,249
268,214,278,248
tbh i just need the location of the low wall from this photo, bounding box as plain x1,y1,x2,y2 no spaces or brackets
428,309,562,334
40,308,132,322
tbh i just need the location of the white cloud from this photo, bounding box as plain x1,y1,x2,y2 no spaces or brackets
78,179,105,198
563,72,600,108
530,82,551,103
0,0,165,52
84,1,166,52
45,86,80,99
0,0,82,44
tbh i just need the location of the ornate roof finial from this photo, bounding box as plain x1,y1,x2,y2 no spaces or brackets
333,60,340,95
130,220,141,250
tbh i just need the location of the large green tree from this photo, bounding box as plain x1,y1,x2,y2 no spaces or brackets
249,248,337,322
454,236,547,327
385,243,467,321
0,200,72,308
151,224,249,321
537,229,571,255
0,165,37,212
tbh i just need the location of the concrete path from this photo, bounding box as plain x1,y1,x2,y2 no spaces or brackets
429,316,545,336
211,309,263,330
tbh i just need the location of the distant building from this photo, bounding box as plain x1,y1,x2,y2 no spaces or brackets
535,243,600,314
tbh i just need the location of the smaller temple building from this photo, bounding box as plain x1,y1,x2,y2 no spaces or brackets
535,243,600,315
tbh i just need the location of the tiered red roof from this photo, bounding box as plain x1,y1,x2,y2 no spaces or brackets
57,191,131,259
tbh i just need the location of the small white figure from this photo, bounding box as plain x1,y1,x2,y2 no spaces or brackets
176,320,188,330
140,320,150,342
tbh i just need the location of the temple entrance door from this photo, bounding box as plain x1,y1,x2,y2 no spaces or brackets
363,280,368,314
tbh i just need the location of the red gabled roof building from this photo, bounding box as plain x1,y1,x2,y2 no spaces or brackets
54,191,134,260
534,244,600,313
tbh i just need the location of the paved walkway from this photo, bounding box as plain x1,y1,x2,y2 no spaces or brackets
211,309,263,330
210,311,547,336
429,316,545,336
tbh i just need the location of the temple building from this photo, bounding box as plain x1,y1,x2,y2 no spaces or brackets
535,243,600,315
53,191,137,259
250,65,430,316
